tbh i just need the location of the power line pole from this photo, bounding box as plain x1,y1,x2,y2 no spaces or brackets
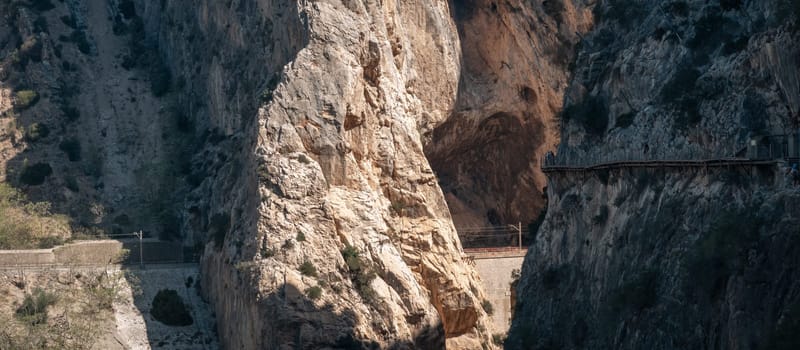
508,223,522,250
135,230,144,269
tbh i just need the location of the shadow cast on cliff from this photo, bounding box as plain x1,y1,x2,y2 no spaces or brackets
124,267,219,348
211,282,445,350
425,0,551,232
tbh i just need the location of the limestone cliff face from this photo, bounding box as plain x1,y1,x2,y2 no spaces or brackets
142,0,493,348
508,0,800,349
2,0,496,348
426,0,593,228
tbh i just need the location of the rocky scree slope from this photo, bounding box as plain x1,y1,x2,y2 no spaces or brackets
508,0,800,349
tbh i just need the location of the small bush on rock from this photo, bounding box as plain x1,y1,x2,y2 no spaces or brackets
16,288,57,325
299,260,318,277
59,138,82,161
306,286,322,300
24,123,49,142
14,90,39,110
482,300,494,315
151,289,193,326
19,162,52,185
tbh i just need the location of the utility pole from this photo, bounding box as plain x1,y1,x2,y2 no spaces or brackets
135,230,144,269
509,223,522,250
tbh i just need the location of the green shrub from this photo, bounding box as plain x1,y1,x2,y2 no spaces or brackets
778,0,800,29
482,300,494,315
687,13,730,50
37,235,63,249
306,286,323,300
542,266,562,290
684,209,760,301
175,111,193,133
542,0,565,24
660,67,700,103
561,95,608,136
610,269,659,312
492,333,506,346
592,205,609,225
764,301,800,350
596,0,648,29
149,60,171,97
209,213,230,248
60,15,77,29
527,204,548,245
150,289,193,326
260,74,281,104
341,245,378,303
64,175,79,192
281,239,294,250
29,0,55,11
19,162,52,186
0,183,69,249
24,123,49,142
69,30,91,55
663,1,689,17
118,0,137,19
259,246,275,258
615,112,636,128
342,245,361,271
59,138,82,161
20,37,43,64
61,105,80,121
16,288,57,325
296,232,306,242
14,90,39,110
299,260,318,277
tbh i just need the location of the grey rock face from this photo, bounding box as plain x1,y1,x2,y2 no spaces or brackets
509,1,800,349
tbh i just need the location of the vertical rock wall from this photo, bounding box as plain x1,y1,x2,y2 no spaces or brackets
426,0,593,228
142,0,495,348
509,1,800,349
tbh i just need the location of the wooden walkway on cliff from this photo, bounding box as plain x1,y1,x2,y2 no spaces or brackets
542,133,800,173
541,157,784,173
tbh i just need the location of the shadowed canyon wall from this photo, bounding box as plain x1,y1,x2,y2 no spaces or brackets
508,0,800,349
425,0,592,229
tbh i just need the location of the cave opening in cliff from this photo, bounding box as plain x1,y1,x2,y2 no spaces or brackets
426,0,569,249
425,110,548,248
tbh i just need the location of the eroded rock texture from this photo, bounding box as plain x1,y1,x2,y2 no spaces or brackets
426,0,593,228
144,1,492,348
509,1,800,349
2,0,498,348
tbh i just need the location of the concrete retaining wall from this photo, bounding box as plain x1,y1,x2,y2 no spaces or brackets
0,240,123,266
473,254,525,333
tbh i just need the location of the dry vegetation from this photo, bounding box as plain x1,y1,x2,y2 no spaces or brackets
0,182,72,249
0,268,136,349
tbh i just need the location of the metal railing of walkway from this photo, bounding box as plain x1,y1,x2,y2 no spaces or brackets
456,224,531,251
541,133,800,173
541,157,782,173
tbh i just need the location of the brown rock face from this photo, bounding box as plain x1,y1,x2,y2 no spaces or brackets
425,0,593,228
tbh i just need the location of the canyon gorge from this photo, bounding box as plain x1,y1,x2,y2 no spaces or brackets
0,0,799,349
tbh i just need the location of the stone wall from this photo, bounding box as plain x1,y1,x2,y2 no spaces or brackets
0,240,122,266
